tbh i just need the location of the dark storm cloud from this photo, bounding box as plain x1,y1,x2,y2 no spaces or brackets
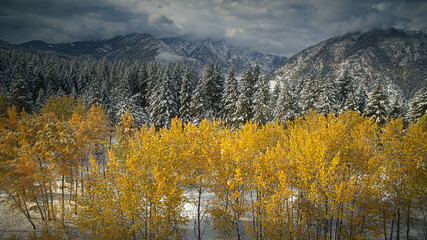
0,0,426,56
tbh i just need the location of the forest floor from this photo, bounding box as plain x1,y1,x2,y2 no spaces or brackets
1,190,426,240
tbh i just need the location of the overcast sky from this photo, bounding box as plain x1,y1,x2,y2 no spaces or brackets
1,0,426,56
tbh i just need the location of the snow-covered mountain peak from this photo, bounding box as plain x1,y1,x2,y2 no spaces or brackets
271,28,427,100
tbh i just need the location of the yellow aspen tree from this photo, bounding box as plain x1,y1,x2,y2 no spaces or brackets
75,156,130,240
208,130,242,240
85,105,111,174
403,115,427,239
68,103,89,205
0,107,39,229
381,116,427,239
34,112,61,222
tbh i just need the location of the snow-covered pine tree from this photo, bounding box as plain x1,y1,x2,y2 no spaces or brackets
179,67,194,124
190,77,207,125
253,75,271,125
389,96,404,119
10,76,33,112
408,82,427,122
128,94,150,128
250,65,261,99
365,79,389,125
300,72,319,115
96,59,110,87
221,67,239,127
69,59,80,96
146,61,163,113
339,75,358,112
113,68,133,123
31,66,46,102
337,70,353,111
45,63,60,98
317,72,338,115
200,65,222,119
101,78,111,115
167,64,179,116
34,88,46,112
274,83,297,123
213,62,225,118
61,75,73,96
270,81,281,113
137,64,149,108
127,62,140,96
150,68,179,128
172,64,183,96
85,73,102,108
354,80,368,115
235,68,253,126
77,61,90,97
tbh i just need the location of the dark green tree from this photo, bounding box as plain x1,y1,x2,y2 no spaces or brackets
365,80,389,125
10,76,33,112
221,67,239,127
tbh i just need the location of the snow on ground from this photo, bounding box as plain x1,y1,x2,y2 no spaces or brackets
0,193,41,239
182,189,218,240
2,189,426,239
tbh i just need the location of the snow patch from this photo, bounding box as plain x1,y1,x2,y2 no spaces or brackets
155,52,185,62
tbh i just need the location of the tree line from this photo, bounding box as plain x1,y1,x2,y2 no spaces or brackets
1,48,426,130
0,94,426,239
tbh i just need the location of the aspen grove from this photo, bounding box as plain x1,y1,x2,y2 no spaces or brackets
0,95,426,239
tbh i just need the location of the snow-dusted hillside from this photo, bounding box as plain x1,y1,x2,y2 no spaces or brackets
162,37,286,74
17,33,287,75
271,28,427,100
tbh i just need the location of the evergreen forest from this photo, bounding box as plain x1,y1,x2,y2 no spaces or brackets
0,48,426,239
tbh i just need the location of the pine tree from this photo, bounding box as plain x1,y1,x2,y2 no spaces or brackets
250,65,261,103
274,83,297,122
45,62,60,96
201,65,219,119
389,96,404,118
113,69,132,123
151,68,179,128
354,80,368,115
128,95,150,128
101,79,111,115
235,68,253,126
213,63,225,118
269,82,281,113
10,76,33,112
191,77,207,125
317,72,338,115
365,80,389,125
221,68,239,127
179,67,194,124
85,76,102,108
31,66,46,102
408,82,427,122
137,64,149,107
340,76,358,112
253,76,271,125
146,62,163,113
241,67,255,119
300,72,319,114
337,71,354,111
172,64,183,98
34,89,46,112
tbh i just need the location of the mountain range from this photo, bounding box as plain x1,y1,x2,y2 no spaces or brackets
13,33,287,75
271,28,427,100
2,28,426,101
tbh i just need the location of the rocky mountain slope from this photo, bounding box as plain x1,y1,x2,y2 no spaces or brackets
17,33,287,74
271,28,427,99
